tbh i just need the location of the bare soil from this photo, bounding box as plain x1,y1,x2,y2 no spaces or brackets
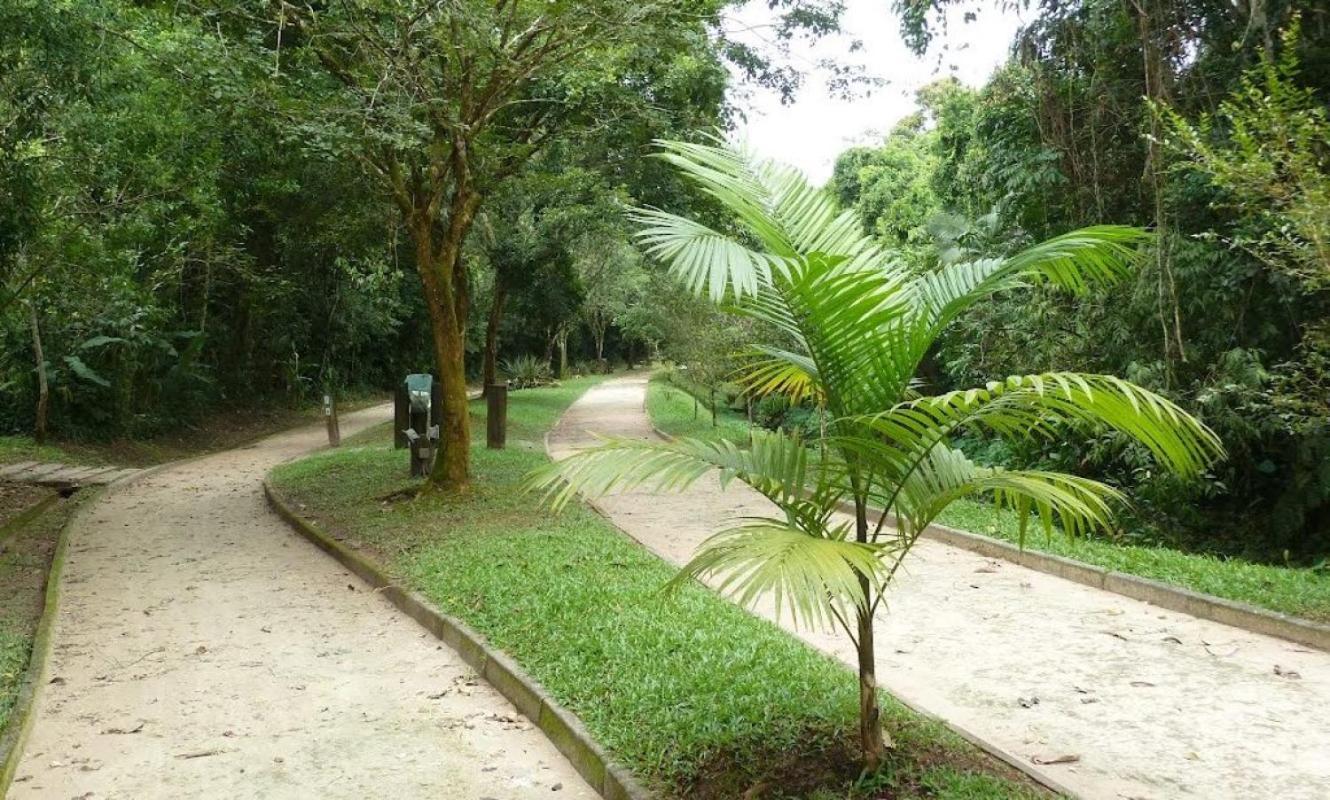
549,375,1330,800
9,406,594,799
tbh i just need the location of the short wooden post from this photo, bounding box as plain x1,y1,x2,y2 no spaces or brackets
486,383,507,449
324,393,341,447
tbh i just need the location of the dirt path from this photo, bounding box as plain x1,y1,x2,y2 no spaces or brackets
548,375,1330,800
11,406,595,800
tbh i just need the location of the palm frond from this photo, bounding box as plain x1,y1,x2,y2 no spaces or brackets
734,345,823,405
668,519,893,630
630,207,781,301
910,226,1151,330
858,372,1224,478
891,445,1125,545
526,429,829,511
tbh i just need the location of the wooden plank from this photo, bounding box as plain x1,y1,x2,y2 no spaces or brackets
91,468,141,484
46,466,102,482
69,466,121,483
13,463,68,481
0,461,41,479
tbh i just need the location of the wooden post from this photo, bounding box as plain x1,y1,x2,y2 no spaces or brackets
324,392,341,447
393,382,408,449
486,383,507,449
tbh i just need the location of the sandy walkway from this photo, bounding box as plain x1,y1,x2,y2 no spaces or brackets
11,406,594,800
548,375,1330,800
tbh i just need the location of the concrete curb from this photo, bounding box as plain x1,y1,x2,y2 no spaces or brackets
645,396,1330,654
263,482,654,800
0,487,98,794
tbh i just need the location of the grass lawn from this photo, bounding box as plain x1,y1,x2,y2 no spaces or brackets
0,437,89,468
647,374,752,443
270,374,1046,800
646,374,1330,623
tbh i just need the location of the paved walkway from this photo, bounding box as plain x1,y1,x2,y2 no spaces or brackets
548,375,1330,800
11,406,594,799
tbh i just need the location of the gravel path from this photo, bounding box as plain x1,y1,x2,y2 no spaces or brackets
548,375,1330,800
11,406,595,800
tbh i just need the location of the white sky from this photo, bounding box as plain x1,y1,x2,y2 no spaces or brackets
726,0,1025,184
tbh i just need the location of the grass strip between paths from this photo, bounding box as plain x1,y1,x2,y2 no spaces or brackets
270,374,1046,800
647,375,1330,624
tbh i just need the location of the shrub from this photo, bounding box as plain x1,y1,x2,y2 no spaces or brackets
502,355,554,390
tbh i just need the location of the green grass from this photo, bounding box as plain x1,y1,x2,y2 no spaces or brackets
0,436,91,467
647,374,752,443
935,499,1330,623
271,376,1044,800
0,629,25,727
643,377,1330,624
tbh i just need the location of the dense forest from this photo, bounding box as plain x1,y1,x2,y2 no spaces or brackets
3,0,1328,558
828,0,1330,563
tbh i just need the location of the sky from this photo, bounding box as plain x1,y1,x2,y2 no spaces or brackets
726,0,1026,184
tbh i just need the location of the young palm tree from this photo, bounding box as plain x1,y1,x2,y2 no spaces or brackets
527,139,1223,770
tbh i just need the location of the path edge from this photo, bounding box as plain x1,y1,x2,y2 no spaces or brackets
262,481,653,800
0,489,74,786
0,489,93,792
866,509,1330,652
643,379,1330,652
0,462,180,795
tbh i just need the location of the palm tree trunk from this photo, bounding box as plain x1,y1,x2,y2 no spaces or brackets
854,495,886,770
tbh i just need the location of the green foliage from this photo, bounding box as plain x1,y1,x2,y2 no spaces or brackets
834,3,1330,564
500,354,554,390
1159,19,1330,290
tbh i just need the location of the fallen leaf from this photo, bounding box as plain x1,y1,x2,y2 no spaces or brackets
1274,665,1301,680
102,721,145,735
1032,754,1080,765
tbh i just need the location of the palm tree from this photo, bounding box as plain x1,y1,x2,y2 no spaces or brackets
527,139,1223,770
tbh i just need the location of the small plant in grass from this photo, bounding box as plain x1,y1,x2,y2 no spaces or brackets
502,354,554,390
528,138,1224,771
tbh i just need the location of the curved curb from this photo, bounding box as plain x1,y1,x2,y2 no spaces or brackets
645,377,1330,653
262,482,653,800
0,487,97,794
